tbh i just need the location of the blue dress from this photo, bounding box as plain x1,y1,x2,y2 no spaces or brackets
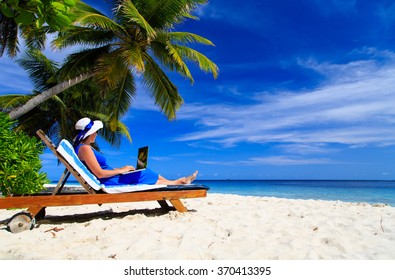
75,144,159,186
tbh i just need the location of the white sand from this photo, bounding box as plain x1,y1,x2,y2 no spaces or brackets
0,193,394,260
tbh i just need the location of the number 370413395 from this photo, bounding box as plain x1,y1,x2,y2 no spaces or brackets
217,266,271,276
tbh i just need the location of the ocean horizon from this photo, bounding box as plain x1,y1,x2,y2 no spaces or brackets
54,179,395,207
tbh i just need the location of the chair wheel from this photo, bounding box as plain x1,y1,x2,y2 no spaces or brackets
7,212,35,233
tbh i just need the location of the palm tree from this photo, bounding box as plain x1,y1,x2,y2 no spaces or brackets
8,0,218,123
0,48,131,145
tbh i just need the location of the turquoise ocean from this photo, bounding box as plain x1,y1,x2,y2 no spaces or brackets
196,180,395,206
62,180,395,206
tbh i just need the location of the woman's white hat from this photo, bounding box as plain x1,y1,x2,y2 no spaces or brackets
75,117,103,139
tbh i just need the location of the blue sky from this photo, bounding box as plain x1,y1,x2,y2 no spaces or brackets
2,0,395,181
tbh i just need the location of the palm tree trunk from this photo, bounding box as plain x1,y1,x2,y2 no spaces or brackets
9,72,96,120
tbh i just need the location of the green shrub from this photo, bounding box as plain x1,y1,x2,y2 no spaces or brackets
0,113,48,196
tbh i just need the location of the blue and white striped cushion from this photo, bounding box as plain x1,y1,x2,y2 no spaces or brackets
56,140,164,194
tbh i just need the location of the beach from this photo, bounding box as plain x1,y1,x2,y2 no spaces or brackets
0,193,394,260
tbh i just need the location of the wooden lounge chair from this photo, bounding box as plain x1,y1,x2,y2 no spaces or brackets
0,130,208,233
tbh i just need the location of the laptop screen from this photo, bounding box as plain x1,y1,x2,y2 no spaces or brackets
136,146,149,169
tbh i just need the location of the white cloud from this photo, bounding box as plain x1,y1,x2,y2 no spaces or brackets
173,51,395,148
277,143,337,155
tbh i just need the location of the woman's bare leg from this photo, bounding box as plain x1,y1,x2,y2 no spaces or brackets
156,170,198,185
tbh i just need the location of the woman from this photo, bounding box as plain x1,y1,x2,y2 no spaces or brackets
73,117,198,186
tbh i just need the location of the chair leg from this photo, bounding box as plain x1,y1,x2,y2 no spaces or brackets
157,200,171,210
169,199,188,212
52,169,70,195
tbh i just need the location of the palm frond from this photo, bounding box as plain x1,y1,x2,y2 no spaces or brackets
77,13,126,33
0,94,33,110
11,93,64,138
134,0,207,29
95,48,131,88
150,36,218,82
75,1,106,14
108,68,136,121
167,32,215,46
142,55,184,120
115,0,156,39
100,69,135,145
74,1,128,35
165,42,193,82
149,40,190,78
54,2,123,50
17,49,59,91
172,45,219,79
58,45,111,79
119,43,145,72
20,25,49,51
53,27,115,49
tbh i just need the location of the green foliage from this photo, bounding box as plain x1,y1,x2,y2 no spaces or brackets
0,112,48,196
0,0,77,30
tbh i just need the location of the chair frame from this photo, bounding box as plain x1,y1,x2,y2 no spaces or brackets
0,130,208,232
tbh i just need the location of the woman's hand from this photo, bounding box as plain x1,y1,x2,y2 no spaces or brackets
118,165,135,174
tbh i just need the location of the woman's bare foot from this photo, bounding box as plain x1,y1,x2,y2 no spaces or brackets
185,170,198,184
156,171,199,185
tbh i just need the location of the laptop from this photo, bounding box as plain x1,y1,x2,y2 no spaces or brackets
122,146,149,174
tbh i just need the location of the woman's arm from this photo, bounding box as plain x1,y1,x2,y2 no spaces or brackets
77,145,134,178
